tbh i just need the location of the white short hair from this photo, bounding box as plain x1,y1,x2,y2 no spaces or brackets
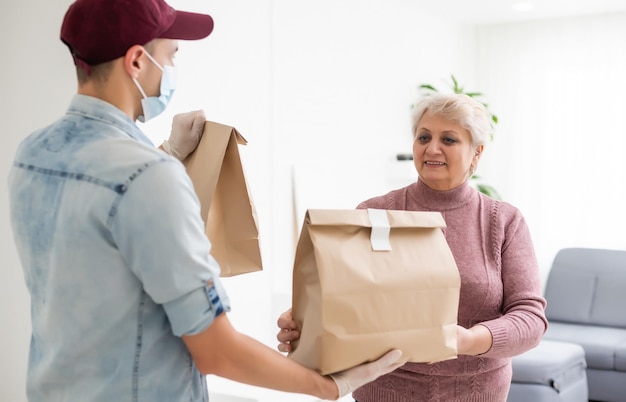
411,93,493,146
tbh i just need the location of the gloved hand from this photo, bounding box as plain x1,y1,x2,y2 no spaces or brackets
162,110,206,161
328,349,406,398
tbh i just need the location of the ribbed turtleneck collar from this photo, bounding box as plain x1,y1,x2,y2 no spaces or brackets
407,178,477,211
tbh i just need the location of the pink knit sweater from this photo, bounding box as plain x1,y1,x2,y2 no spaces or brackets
353,179,548,402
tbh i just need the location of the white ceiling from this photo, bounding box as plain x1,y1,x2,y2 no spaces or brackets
419,0,626,24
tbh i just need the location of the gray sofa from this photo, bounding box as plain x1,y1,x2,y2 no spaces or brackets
542,247,626,402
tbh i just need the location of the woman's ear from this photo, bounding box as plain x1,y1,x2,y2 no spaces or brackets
474,145,485,160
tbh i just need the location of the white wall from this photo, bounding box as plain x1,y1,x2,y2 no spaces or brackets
1,1,75,401
475,12,626,284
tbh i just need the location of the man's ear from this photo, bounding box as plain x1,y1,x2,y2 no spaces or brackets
123,45,146,79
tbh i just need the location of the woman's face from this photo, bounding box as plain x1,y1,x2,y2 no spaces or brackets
413,110,482,191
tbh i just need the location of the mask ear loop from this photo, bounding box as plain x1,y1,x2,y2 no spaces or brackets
133,48,165,98
143,50,165,72
133,49,168,98
132,77,149,99
131,49,163,100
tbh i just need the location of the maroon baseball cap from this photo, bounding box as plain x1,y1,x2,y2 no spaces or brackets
60,0,213,69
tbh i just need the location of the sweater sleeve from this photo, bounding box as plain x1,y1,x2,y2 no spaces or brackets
479,202,548,358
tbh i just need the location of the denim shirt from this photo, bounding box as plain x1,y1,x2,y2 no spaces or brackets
8,95,231,402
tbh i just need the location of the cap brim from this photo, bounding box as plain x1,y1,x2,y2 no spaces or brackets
161,11,214,40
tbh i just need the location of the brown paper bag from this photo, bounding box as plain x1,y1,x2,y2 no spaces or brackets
182,121,262,277
289,208,460,374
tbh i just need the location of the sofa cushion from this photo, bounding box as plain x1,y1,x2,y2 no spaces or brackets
545,322,626,371
544,248,626,328
511,339,586,388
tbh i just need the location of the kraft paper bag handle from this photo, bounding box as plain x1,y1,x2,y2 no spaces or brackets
367,208,392,251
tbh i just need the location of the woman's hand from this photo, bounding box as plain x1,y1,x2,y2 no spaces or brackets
276,308,300,353
456,324,493,356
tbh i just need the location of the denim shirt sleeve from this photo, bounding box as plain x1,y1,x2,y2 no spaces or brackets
110,157,231,336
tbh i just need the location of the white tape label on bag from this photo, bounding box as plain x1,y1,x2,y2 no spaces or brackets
367,208,392,251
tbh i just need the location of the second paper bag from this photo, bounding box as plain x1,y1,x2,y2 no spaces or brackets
182,121,262,277
289,208,460,374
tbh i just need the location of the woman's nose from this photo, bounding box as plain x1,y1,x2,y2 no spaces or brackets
425,142,442,155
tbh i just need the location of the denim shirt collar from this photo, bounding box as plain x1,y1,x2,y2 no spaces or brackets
67,94,155,147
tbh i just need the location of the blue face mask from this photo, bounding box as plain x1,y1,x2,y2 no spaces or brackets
132,51,177,122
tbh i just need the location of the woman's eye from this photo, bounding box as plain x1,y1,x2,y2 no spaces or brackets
443,137,457,144
417,134,430,143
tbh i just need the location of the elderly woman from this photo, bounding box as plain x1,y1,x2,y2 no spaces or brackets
278,93,548,402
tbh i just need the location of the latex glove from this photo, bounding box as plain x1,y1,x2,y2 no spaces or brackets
329,349,406,398
162,110,206,160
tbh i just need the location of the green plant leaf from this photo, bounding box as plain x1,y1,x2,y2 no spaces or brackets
419,84,437,91
451,75,459,92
